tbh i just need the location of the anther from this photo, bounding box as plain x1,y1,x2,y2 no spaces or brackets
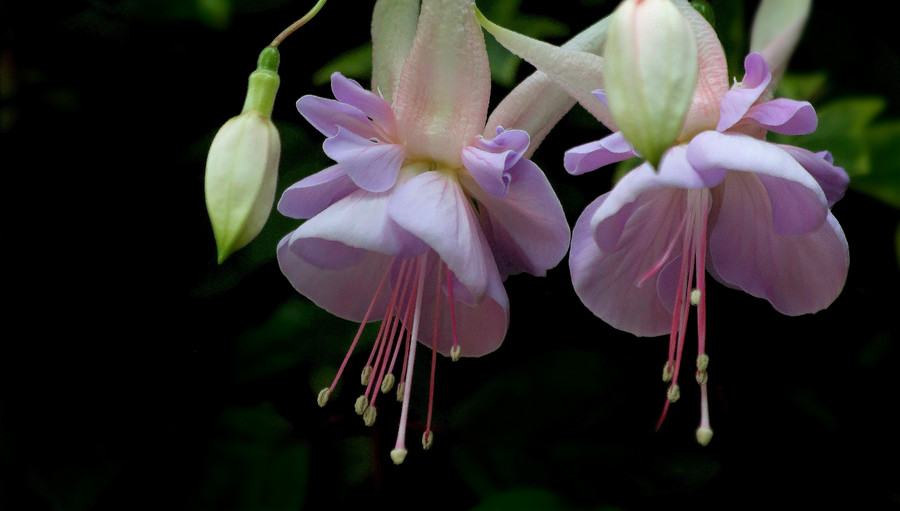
450,345,461,362
696,426,713,446
354,395,368,415
695,370,708,385
381,373,395,393
690,289,702,306
360,365,373,385
396,381,405,402
696,354,709,371
390,448,408,465
363,405,377,426
422,430,433,450
667,384,681,403
316,388,330,407
662,361,674,383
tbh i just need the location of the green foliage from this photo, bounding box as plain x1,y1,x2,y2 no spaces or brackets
312,44,374,86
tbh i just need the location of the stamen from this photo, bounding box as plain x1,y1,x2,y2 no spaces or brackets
360,365,373,386
636,211,689,286
422,430,434,450
354,395,368,415
423,264,443,450
697,377,713,446
666,384,681,403
366,261,416,408
696,354,709,371
690,289,701,306
446,267,460,359
363,405,377,426
662,361,673,383
696,426,713,446
396,381,406,402
695,370,708,385
392,254,428,464
381,373,395,393
316,388,330,408
320,263,392,404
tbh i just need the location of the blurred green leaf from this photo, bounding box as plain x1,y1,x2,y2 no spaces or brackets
856,120,900,208
470,488,594,511
312,44,373,86
193,404,310,511
776,72,828,102
232,297,371,384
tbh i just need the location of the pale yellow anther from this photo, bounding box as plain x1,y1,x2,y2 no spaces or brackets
690,289,702,306
695,370,708,385
450,345,461,362
667,384,681,403
354,395,368,415
363,405,377,426
396,382,405,402
390,448,408,465
662,361,674,383
316,388,330,408
422,430,434,450
360,365,373,385
381,373,395,393
696,426,714,446
697,354,709,371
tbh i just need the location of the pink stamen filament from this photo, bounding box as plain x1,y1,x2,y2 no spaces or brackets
446,267,459,354
326,262,392,394
362,261,409,380
367,260,416,407
425,263,444,439
394,254,428,456
637,211,689,287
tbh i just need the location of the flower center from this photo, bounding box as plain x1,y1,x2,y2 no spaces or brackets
315,251,460,464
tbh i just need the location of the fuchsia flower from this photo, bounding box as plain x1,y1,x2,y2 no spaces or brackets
481,0,849,444
277,0,571,463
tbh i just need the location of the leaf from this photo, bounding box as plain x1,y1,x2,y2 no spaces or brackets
312,44,374,86
776,72,828,102
855,120,900,208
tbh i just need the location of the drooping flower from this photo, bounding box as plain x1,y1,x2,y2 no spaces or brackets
277,0,580,464
205,47,281,263
481,0,848,444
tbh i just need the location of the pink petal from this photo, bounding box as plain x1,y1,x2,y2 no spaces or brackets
414,252,510,358
277,234,394,322
290,187,426,260
717,53,772,132
322,128,405,192
277,164,356,219
392,0,491,165
590,146,725,251
460,128,530,199
778,144,849,206
461,158,570,278
388,170,497,305
571,190,690,337
708,171,848,315
330,73,397,136
564,131,636,175
297,91,379,140
687,131,827,235
744,98,817,135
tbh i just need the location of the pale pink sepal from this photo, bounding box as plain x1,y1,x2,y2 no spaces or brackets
392,0,491,166
750,0,811,98
476,7,615,130
371,0,420,102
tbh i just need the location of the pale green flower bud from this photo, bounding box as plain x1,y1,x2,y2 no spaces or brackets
205,47,281,263
604,0,698,168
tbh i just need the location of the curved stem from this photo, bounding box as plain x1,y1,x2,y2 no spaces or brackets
270,0,329,48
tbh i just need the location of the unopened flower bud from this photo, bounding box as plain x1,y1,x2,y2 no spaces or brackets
604,0,698,168
205,46,281,263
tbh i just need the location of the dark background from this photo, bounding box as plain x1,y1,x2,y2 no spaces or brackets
3,1,899,510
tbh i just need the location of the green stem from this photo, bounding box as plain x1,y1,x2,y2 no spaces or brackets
270,0,329,48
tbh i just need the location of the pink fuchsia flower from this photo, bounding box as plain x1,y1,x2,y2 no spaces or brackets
277,0,573,464
482,0,849,445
